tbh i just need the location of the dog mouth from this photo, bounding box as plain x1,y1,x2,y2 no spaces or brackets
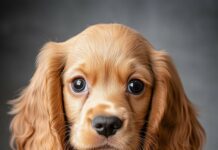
88,144,118,150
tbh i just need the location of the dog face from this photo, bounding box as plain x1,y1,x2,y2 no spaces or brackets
62,24,153,149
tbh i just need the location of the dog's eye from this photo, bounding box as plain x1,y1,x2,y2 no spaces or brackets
127,79,144,95
71,78,87,93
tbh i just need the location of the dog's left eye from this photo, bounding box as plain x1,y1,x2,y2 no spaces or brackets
127,79,144,95
71,78,87,93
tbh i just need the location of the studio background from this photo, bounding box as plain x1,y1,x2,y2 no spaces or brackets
0,0,217,149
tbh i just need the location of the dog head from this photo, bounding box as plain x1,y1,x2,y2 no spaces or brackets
10,24,205,150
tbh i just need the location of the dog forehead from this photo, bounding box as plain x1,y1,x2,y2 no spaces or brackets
64,24,152,83
67,24,151,65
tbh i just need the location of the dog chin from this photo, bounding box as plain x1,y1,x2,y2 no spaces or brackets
74,144,119,150
91,144,118,150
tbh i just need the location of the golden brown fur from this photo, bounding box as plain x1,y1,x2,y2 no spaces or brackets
10,24,205,150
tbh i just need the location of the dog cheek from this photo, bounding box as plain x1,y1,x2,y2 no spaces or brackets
71,121,103,148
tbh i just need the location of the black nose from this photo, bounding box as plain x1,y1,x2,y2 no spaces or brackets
92,116,123,137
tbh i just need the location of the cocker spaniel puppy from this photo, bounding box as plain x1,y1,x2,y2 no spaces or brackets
10,24,205,150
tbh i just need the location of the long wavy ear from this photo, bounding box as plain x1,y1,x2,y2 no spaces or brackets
144,50,205,150
9,42,66,149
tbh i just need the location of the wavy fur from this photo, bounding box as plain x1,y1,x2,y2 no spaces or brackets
144,51,205,150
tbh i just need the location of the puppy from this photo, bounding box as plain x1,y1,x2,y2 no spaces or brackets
10,24,205,150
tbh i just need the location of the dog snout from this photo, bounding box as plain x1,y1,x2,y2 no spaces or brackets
92,116,123,137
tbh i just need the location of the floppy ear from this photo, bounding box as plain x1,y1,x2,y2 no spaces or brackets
9,42,66,149
144,50,205,150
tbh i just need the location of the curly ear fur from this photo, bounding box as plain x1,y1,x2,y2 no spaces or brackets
144,50,205,150
9,42,66,150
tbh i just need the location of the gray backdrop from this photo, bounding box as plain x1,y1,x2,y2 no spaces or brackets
0,0,217,149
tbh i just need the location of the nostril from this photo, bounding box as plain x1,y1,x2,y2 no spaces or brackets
111,117,122,130
95,123,103,129
94,123,104,132
92,116,123,137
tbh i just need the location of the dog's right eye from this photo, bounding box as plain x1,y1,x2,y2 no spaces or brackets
71,78,87,93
